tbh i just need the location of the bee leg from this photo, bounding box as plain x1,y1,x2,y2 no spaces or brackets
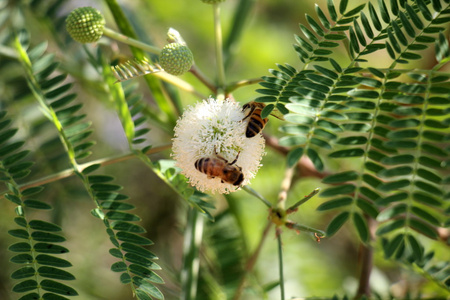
229,151,241,165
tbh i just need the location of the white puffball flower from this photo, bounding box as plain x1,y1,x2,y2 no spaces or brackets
172,97,266,194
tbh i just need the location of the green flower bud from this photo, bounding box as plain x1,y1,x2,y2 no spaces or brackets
201,0,226,4
66,7,105,44
159,43,194,76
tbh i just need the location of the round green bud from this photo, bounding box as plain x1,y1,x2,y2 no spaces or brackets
66,7,105,44
201,0,226,3
159,43,194,76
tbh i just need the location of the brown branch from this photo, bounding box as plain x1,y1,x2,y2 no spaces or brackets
355,216,376,300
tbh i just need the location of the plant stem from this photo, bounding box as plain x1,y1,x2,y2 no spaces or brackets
0,144,171,194
232,220,273,300
189,65,217,94
226,77,264,93
213,3,226,95
277,233,285,300
181,207,204,300
103,27,161,55
242,185,272,208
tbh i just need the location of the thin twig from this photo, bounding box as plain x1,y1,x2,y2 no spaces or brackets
189,65,217,95
0,144,171,194
277,166,295,209
213,3,226,95
277,234,285,300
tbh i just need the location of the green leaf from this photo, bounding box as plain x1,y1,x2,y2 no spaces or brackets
38,266,76,280
261,104,275,119
384,233,404,258
411,206,441,226
125,253,160,270
406,234,423,261
121,243,158,260
356,198,378,218
111,261,127,272
287,147,304,167
329,148,365,158
129,264,164,284
409,219,438,239
29,220,61,232
134,276,164,299
36,254,72,267
82,164,101,175
11,266,36,279
12,280,38,293
8,229,29,239
31,231,65,243
116,231,153,245
322,171,359,183
23,199,52,210
377,204,407,222
376,192,408,206
315,4,331,29
320,184,355,197
10,253,34,264
376,218,406,235
353,212,369,243
40,279,78,296
417,168,442,184
339,0,348,14
326,211,350,237
307,148,324,172
317,197,352,211
413,192,441,207
9,242,32,253
101,201,135,211
112,221,146,233
22,186,45,196
415,180,443,196
378,166,413,177
327,0,337,21
379,179,410,191
106,211,140,221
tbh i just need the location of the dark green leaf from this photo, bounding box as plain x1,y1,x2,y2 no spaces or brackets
353,212,369,243
379,179,410,191
339,0,348,14
316,4,331,29
125,253,160,270
82,164,101,175
317,197,352,211
116,231,153,245
407,234,423,261
383,233,404,258
111,261,127,272
287,147,304,167
326,211,350,237
29,220,61,232
415,180,443,196
12,280,38,293
121,243,158,260
327,0,337,21
409,219,438,239
112,221,146,233
307,148,324,171
322,171,359,183
377,204,407,222
11,267,36,279
376,218,406,235
417,168,442,184
413,192,441,207
34,243,69,254
38,266,76,280
22,186,45,196
9,242,32,253
411,206,441,226
129,264,164,284
134,276,164,299
329,148,364,158
376,192,408,205
8,229,29,239
36,254,72,267
24,199,52,210
378,166,413,177
40,279,78,296
10,253,34,264
381,154,414,165
320,184,355,197
356,198,378,218
336,136,367,145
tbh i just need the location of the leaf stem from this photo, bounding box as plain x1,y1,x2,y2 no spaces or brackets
213,3,226,95
226,77,264,93
286,188,320,214
242,185,272,208
103,27,161,55
189,65,217,94
277,167,295,209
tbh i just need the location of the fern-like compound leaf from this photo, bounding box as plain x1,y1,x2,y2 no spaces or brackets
0,112,78,299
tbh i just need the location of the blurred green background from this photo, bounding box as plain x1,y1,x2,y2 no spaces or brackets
0,0,448,299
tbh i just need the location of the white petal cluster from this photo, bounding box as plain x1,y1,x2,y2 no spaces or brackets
172,97,265,194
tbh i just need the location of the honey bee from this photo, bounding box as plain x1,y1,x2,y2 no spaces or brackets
194,152,244,186
242,101,284,138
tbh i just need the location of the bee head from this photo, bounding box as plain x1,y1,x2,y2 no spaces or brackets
233,173,244,186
